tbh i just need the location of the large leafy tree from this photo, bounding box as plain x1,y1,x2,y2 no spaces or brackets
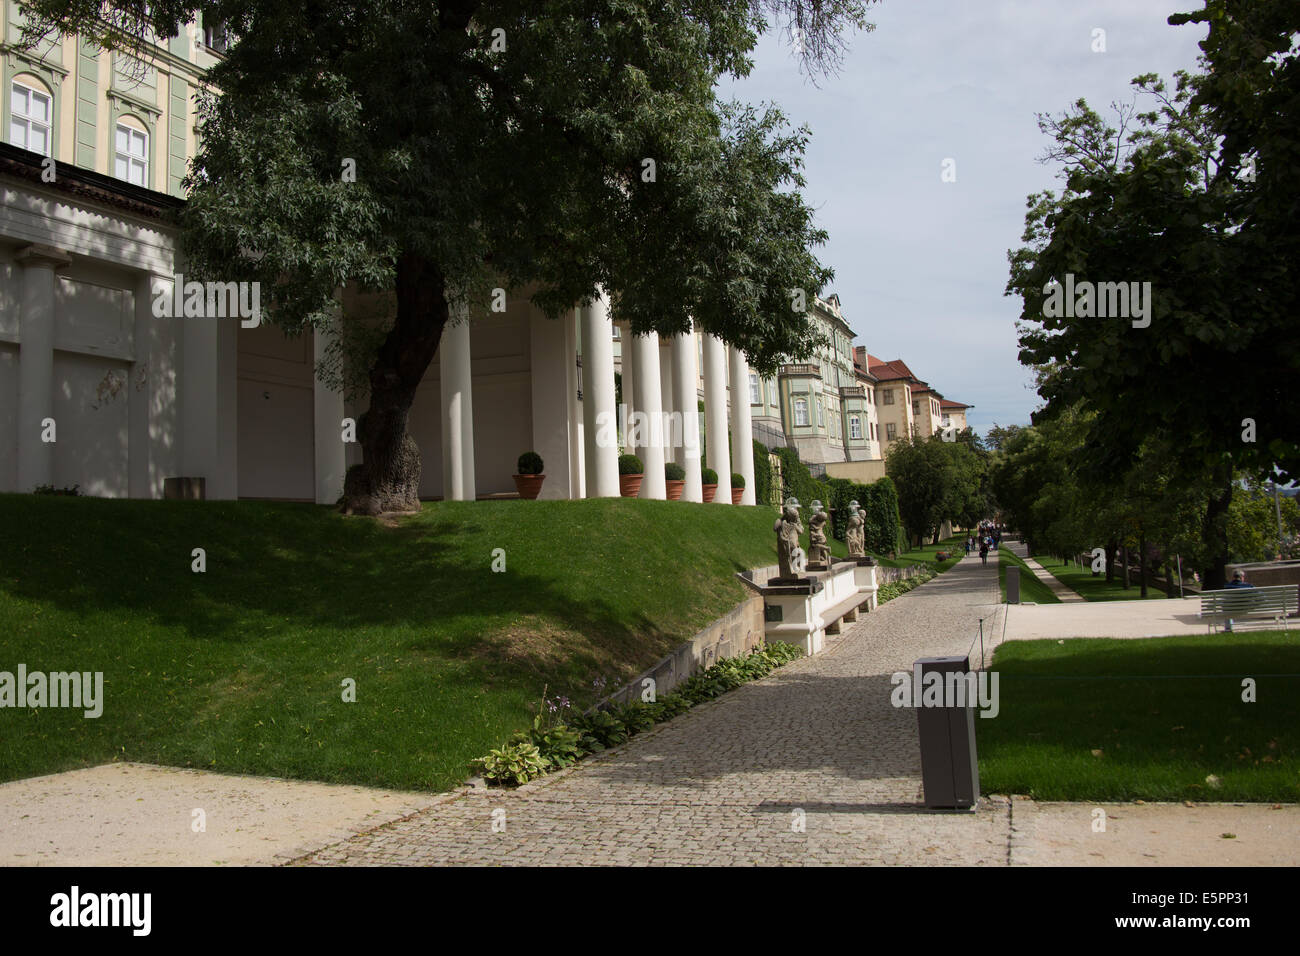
885,435,984,546
1006,0,1300,587
24,0,876,513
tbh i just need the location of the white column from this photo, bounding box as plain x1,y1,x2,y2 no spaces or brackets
670,330,703,502
617,320,635,454
728,346,756,506
630,330,665,499
565,309,585,499
659,337,675,445
15,245,68,491
440,305,476,501
313,311,348,505
580,291,619,497
702,333,732,503
129,271,177,498
529,307,574,499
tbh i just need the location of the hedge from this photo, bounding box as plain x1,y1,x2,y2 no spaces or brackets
753,440,775,508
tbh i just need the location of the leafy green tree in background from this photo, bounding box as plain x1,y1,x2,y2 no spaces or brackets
1006,0,1299,585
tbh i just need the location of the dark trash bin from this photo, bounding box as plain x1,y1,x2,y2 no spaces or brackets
914,656,980,810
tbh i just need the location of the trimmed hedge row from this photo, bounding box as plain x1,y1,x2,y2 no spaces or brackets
771,446,905,555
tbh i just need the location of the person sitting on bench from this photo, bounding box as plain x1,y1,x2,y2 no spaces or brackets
1223,570,1255,631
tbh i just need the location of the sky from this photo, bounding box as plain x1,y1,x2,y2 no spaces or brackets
719,0,1209,437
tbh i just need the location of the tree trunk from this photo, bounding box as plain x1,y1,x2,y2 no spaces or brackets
341,252,450,516
1139,529,1148,598
1121,544,1130,589
1105,537,1117,583
1200,472,1233,591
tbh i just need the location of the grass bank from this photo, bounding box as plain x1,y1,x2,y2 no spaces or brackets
979,633,1300,802
1036,554,1172,601
0,495,782,791
999,547,1062,604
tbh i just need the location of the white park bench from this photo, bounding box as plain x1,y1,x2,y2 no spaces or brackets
1199,585,1298,633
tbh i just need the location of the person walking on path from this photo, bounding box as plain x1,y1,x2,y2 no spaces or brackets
979,540,989,565
1223,569,1255,632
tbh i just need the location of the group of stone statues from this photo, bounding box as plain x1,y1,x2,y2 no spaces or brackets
773,496,870,581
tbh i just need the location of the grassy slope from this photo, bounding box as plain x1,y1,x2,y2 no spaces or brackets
1036,554,1171,601
0,495,781,791
875,536,965,573
980,634,1300,802
999,547,1062,604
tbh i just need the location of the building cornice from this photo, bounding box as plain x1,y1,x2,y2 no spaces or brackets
0,141,184,221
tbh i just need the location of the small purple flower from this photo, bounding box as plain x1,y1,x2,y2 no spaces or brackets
557,696,571,710
546,698,558,713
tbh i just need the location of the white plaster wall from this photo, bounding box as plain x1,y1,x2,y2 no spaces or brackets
236,323,314,500
51,350,130,496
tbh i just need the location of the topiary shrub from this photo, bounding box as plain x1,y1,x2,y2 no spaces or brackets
664,461,685,481
618,453,643,475
701,467,718,484
731,473,745,489
517,451,544,475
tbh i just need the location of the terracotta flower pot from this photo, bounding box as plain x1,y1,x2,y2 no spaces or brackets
665,479,685,501
619,474,644,498
730,487,744,505
513,473,545,500
701,483,717,502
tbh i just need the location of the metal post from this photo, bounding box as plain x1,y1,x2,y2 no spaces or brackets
1176,554,1184,599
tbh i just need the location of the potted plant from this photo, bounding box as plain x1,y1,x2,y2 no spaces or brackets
513,452,546,499
618,453,644,498
664,462,686,500
730,473,745,505
701,467,718,502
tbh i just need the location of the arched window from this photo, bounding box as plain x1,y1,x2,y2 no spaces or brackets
793,397,809,427
10,77,53,156
114,118,149,186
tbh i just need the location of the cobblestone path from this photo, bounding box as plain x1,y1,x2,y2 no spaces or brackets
292,557,1012,865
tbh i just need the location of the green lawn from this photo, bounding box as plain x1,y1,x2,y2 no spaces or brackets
999,547,1062,604
1036,554,1173,601
874,536,965,573
0,495,784,792
979,634,1300,802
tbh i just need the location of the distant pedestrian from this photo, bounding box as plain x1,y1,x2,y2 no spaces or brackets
964,539,971,556
979,541,989,565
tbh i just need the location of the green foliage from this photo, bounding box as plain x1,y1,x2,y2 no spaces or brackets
752,440,775,507
472,740,550,787
701,467,719,485
517,451,544,476
664,461,686,481
886,436,986,545
32,484,81,496
473,642,803,786
618,453,644,476
569,709,630,751
876,568,935,603
773,446,823,510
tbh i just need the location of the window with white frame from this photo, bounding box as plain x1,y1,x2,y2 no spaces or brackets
793,397,809,427
115,122,148,186
886,422,897,440
10,80,52,156
850,415,862,440
749,372,760,405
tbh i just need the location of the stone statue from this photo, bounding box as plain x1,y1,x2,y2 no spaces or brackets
774,497,805,580
807,500,831,570
846,500,866,558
